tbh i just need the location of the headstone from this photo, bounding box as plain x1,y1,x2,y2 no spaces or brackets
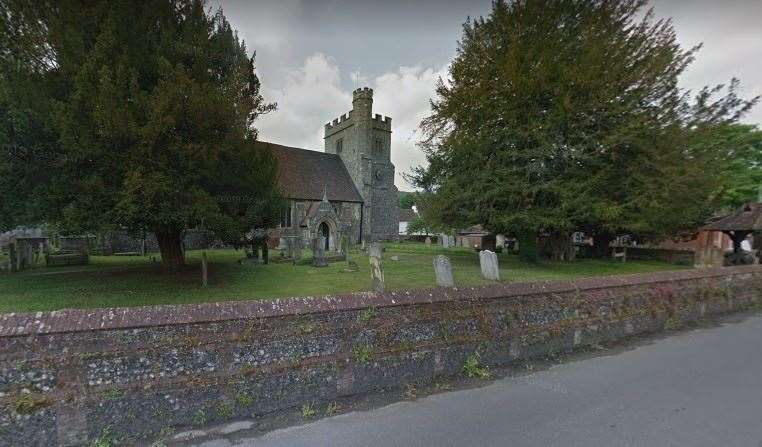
368,242,384,292
201,251,208,287
433,255,454,287
9,242,17,273
283,236,302,264
425,236,432,246
339,231,350,262
441,234,450,248
479,250,500,281
368,242,382,259
311,237,328,267
390,255,399,261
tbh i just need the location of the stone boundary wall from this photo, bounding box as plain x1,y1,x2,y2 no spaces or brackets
1,266,761,446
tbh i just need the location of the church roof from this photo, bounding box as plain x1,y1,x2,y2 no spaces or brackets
257,141,363,203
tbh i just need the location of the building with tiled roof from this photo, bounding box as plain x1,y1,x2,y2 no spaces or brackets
264,88,399,252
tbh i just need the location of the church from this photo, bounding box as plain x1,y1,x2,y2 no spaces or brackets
261,87,399,251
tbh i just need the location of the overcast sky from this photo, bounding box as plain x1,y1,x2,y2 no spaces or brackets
218,0,762,190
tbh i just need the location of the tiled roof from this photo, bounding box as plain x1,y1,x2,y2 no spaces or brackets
457,224,491,235
397,208,418,222
257,141,363,203
701,202,762,232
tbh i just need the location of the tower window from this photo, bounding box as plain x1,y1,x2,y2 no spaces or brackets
373,139,383,156
336,139,343,154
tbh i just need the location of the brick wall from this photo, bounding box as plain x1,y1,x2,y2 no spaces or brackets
1,266,761,446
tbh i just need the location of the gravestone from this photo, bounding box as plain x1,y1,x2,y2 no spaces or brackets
433,255,454,287
339,228,350,262
311,237,328,267
8,242,17,273
425,236,432,246
282,236,302,264
479,250,500,281
201,251,208,287
368,242,384,292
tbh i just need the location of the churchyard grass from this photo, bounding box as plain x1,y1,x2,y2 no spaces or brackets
0,241,688,313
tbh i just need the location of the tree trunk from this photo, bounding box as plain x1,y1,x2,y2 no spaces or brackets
517,231,539,263
262,242,269,265
540,231,574,261
156,231,185,271
592,231,614,258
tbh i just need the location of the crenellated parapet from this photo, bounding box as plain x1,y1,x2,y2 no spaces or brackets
352,86,373,101
324,110,354,136
372,113,392,130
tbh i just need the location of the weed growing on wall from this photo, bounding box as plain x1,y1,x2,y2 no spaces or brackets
352,344,373,364
324,402,342,416
301,402,316,419
13,393,52,415
463,352,490,378
235,392,254,407
193,409,207,427
358,306,377,322
216,402,233,420
404,384,418,400
89,427,117,447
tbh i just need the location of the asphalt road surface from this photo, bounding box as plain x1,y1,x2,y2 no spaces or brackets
226,313,762,447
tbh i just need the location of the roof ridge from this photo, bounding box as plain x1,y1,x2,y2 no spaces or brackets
257,140,341,159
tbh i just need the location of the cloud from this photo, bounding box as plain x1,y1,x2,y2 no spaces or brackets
256,53,448,189
373,66,448,188
257,53,352,151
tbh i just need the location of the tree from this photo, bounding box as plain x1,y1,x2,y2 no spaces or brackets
398,191,417,209
411,0,757,260
710,124,762,209
0,0,280,270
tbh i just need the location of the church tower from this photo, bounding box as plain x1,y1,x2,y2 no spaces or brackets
324,87,399,242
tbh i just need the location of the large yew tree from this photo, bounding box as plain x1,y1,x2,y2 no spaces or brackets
412,0,757,260
0,0,280,269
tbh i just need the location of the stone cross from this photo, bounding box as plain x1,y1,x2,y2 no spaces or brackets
479,250,500,281
433,255,454,287
311,237,328,267
368,242,384,292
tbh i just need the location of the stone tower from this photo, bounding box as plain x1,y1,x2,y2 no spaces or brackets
325,87,399,242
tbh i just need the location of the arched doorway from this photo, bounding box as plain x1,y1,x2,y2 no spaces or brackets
319,222,330,250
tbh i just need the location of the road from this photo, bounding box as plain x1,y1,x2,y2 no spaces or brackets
216,313,762,447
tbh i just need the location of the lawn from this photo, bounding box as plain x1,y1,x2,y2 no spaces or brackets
0,241,689,313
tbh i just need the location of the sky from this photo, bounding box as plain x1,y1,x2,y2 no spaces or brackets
218,0,762,190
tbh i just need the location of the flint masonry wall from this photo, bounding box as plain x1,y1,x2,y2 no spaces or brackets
2,265,762,446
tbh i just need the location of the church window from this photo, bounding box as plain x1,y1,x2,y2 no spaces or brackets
373,139,382,156
281,203,292,228
336,139,343,154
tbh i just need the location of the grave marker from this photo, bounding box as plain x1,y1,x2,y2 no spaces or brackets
479,250,500,281
433,255,454,287
368,242,384,292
